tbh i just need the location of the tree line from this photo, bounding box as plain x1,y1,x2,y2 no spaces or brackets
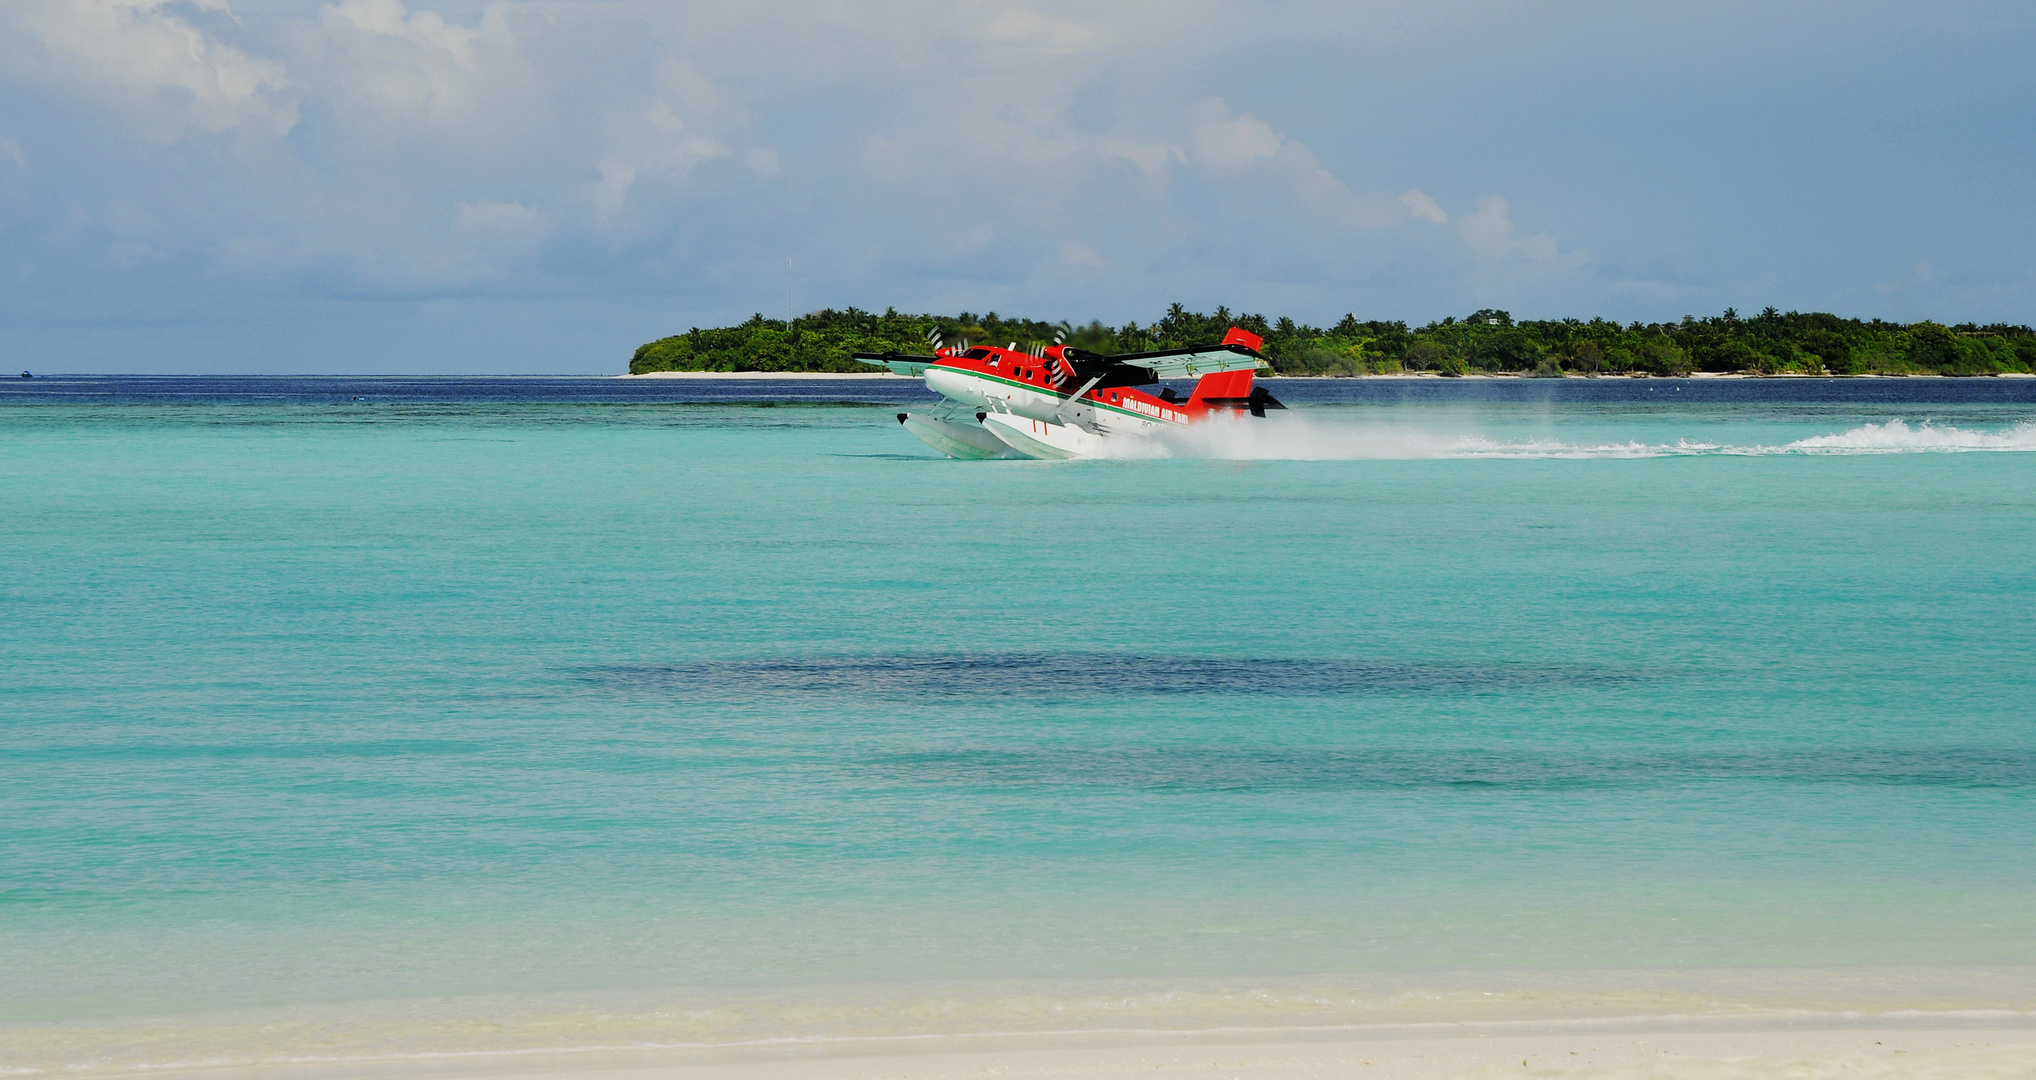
629,305,2036,377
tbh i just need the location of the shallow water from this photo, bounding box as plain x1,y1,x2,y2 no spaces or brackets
3,376,2033,1069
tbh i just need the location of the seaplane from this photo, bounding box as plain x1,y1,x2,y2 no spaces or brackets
854,326,1283,459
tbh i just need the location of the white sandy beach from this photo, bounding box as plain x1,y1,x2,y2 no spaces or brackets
21,969,2034,1080
207,1026,2036,1080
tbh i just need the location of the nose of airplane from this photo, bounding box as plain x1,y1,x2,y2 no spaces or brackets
923,366,982,405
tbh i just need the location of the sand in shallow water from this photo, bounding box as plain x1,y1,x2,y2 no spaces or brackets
210,1027,2036,1080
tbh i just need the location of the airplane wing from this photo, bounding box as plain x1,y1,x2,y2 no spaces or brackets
1104,343,1267,380
853,352,938,377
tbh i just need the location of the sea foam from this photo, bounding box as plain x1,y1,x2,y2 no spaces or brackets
1782,418,2036,452
1099,416,2036,461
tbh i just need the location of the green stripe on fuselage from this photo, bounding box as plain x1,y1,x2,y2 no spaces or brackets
938,366,1188,425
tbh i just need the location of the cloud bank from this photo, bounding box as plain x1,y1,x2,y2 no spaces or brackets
1,0,2031,371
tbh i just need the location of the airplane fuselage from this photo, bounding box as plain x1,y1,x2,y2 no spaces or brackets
923,350,1194,435
855,327,1276,459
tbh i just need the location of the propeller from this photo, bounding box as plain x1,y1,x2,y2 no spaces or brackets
924,328,944,353
1043,328,1072,380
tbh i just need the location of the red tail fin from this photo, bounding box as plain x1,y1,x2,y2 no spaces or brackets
1185,325,1264,406
1188,368,1254,403
1221,326,1264,351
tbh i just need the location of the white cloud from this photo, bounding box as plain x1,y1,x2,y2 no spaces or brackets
0,0,1673,372
1190,101,1283,168
978,9,1111,55
1400,190,1447,225
1188,99,1448,232
839,15,1185,266
315,0,523,120
9,0,295,137
326,0,477,59
645,100,683,136
655,57,719,118
1456,195,1575,266
661,133,726,171
603,55,743,188
1097,138,1179,179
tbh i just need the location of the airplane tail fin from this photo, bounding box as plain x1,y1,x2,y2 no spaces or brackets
1188,326,1265,403
1187,368,1255,403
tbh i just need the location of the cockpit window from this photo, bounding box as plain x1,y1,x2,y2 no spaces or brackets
963,348,993,360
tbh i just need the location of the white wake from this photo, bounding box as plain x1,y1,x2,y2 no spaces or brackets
1094,417,2036,461
1781,418,2036,453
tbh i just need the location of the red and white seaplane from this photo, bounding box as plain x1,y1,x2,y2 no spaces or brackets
855,326,1283,459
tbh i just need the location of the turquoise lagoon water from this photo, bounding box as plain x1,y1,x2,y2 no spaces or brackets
3,376,2034,1068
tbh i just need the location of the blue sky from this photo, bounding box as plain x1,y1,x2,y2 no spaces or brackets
3,0,2033,373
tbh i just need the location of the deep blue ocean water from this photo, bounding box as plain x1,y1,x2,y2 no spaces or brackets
3,375,2033,1068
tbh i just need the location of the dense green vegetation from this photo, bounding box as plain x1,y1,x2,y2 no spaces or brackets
630,305,2036,376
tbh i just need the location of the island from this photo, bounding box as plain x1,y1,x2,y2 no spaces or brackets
630,305,2036,377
